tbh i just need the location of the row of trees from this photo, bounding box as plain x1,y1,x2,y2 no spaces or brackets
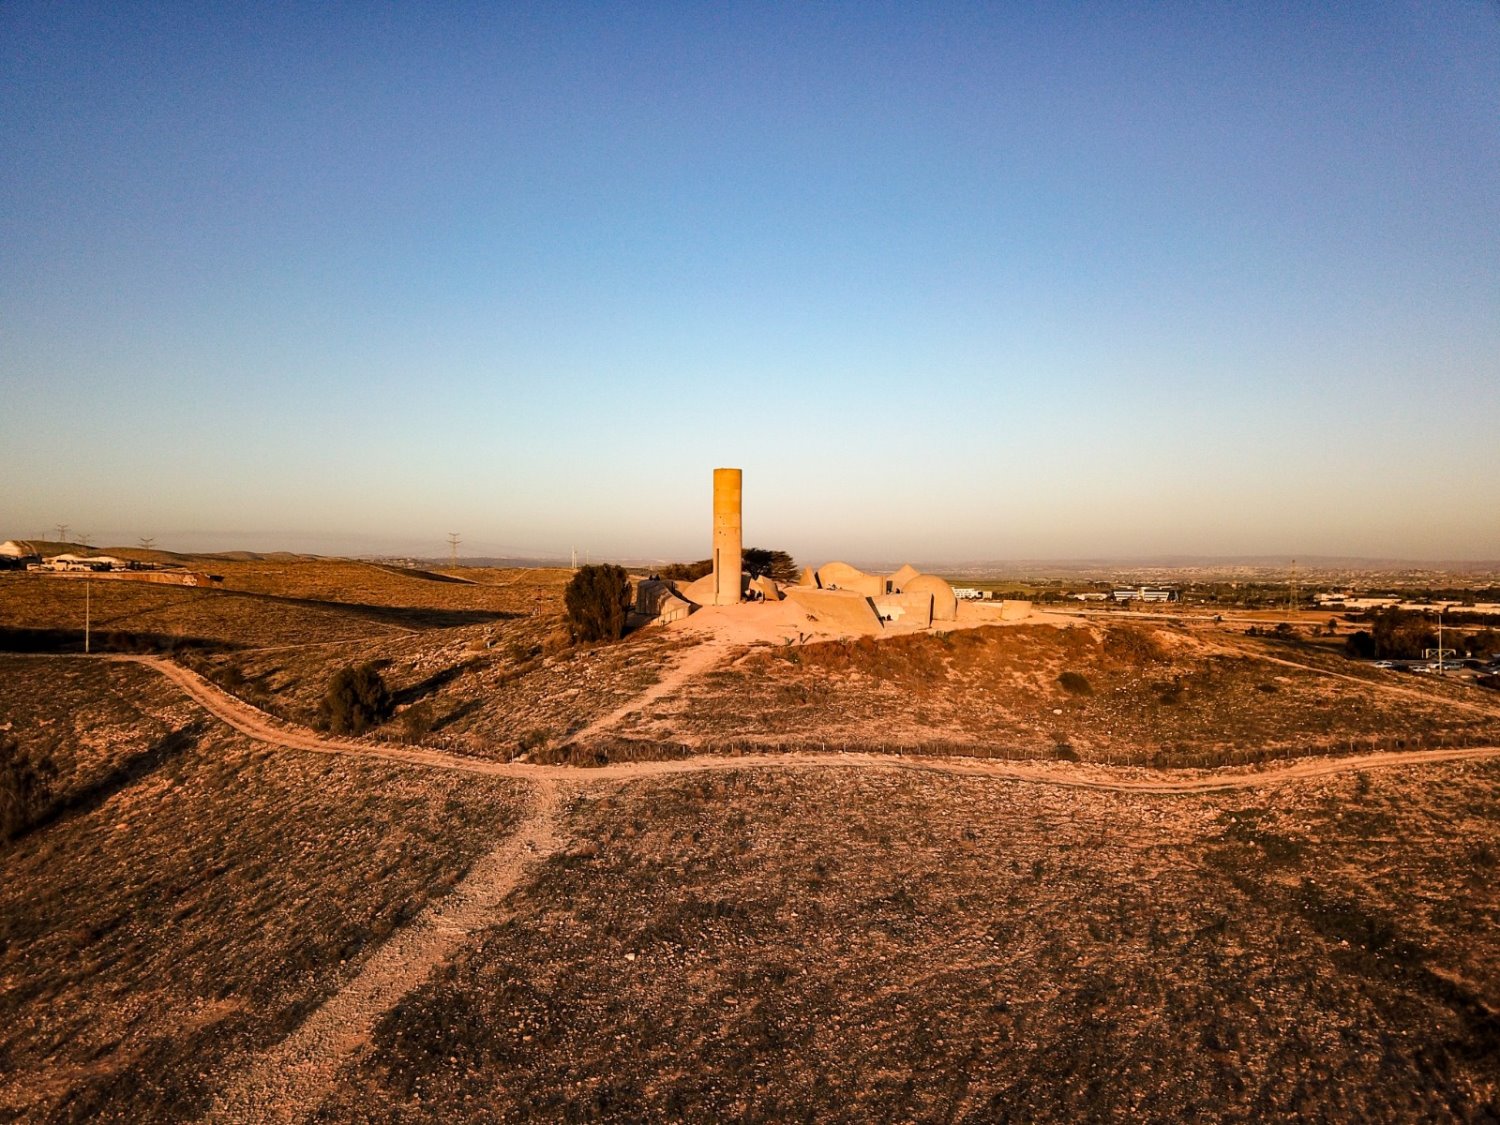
1343,608,1500,661
659,548,798,585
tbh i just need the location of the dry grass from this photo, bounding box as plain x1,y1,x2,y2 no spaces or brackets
0,563,570,651
10,563,1491,771
5,558,1500,1120
0,659,527,1124
0,563,674,758
313,761,1500,1122
604,623,1500,765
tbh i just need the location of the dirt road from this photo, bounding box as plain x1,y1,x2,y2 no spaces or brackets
67,652,1500,794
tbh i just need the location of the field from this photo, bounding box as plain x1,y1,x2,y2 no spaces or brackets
604,621,1500,767
314,763,1500,1122
0,657,527,1123
2,556,1498,1122
0,564,686,758
6,562,1497,769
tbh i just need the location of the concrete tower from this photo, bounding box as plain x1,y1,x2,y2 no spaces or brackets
711,467,743,605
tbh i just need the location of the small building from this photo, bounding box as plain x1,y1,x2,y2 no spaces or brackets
40,554,137,572
634,578,693,625
44,553,112,572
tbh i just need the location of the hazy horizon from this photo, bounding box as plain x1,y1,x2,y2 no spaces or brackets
4,4,1497,562
7,526,1499,577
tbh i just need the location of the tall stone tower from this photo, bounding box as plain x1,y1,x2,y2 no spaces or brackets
711,467,743,606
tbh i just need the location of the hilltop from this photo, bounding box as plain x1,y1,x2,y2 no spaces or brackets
1,553,1497,1121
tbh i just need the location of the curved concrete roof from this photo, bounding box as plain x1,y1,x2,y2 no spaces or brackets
902,574,958,621
887,563,921,592
816,561,869,589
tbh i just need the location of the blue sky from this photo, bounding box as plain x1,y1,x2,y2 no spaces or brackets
3,2,1497,563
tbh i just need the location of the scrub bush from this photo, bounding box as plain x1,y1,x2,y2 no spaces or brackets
319,663,393,735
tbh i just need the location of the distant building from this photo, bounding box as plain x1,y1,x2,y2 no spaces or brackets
1112,587,1178,603
1330,596,1400,610
40,553,137,572
952,587,984,600
0,540,41,566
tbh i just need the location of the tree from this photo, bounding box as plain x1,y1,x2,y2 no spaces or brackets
1344,630,1377,659
743,547,798,583
319,663,392,735
1368,607,1436,659
564,564,633,642
1466,629,1500,661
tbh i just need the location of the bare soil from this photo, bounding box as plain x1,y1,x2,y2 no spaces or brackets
312,764,1500,1123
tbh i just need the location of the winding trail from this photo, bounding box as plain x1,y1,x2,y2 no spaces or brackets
66,652,1500,794
208,779,567,1124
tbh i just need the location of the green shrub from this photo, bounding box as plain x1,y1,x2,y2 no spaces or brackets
1057,671,1093,696
659,559,712,581
564,564,632,643
743,547,799,583
1,733,56,842
319,663,393,735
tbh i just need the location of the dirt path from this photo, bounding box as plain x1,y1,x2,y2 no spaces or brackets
562,639,731,745
207,778,567,1124
58,653,1500,794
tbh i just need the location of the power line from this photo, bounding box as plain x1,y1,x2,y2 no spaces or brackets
447,532,461,568
139,537,155,550
54,524,69,542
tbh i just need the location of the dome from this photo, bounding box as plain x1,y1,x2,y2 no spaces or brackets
816,561,869,590
902,574,958,621
886,563,921,592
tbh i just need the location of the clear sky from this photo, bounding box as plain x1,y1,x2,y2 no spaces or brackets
3,2,1497,564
